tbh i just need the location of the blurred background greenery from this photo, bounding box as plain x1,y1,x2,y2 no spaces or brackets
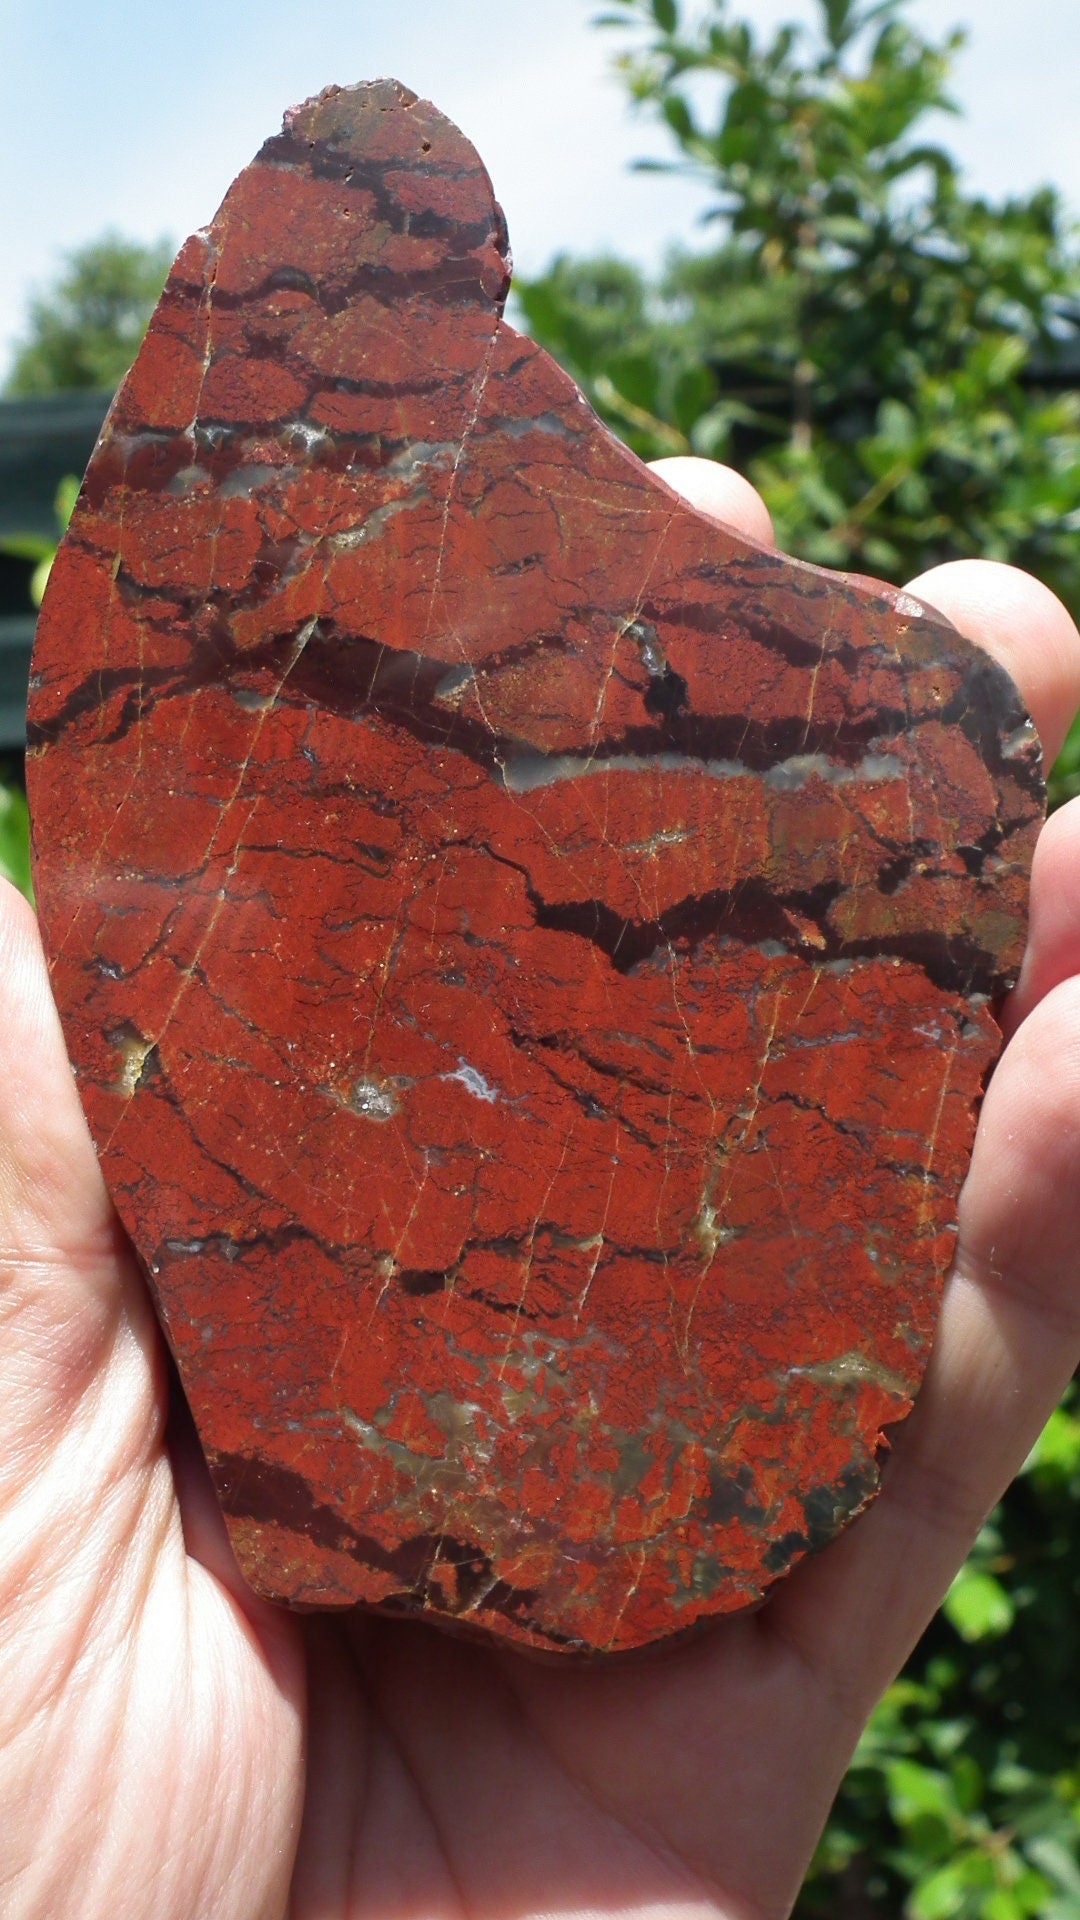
2,2,1078,1911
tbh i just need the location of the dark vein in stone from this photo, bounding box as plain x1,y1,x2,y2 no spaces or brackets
206,1446,576,1646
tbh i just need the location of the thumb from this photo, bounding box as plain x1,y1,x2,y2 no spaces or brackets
0,876,164,1496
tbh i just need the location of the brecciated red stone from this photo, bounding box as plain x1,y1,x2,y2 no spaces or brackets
27,80,1042,1656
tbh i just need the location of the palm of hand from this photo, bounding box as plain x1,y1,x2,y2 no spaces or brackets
5,467,1080,1920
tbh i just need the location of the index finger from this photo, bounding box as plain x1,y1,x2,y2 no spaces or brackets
904,558,1080,768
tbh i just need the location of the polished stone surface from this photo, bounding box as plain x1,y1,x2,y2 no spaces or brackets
27,81,1042,1654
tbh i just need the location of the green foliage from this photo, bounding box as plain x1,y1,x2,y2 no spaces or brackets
520,2,1080,1906
0,781,31,900
520,0,1080,804
800,1388,1080,1916
943,1565,1015,1646
0,477,79,901
0,474,79,607
5,233,172,396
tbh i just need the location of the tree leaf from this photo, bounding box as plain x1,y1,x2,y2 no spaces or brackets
942,1566,1015,1643
0,785,32,903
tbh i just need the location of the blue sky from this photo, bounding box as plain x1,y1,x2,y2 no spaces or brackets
3,0,1079,381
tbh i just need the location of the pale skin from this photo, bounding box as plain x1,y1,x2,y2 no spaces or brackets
3,457,1080,1920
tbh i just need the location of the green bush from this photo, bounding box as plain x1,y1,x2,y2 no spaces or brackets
0,781,31,900
5,234,172,397
801,1386,1080,1916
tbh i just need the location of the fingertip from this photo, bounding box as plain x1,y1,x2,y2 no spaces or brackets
960,969,1080,1304
1003,794,1080,1034
904,559,1080,767
648,456,776,549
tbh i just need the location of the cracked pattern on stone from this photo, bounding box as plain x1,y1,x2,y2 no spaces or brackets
27,80,1043,1655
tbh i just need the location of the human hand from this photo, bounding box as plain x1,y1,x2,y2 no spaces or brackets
3,458,1079,1920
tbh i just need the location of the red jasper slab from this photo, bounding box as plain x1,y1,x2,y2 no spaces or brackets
27,80,1043,1656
